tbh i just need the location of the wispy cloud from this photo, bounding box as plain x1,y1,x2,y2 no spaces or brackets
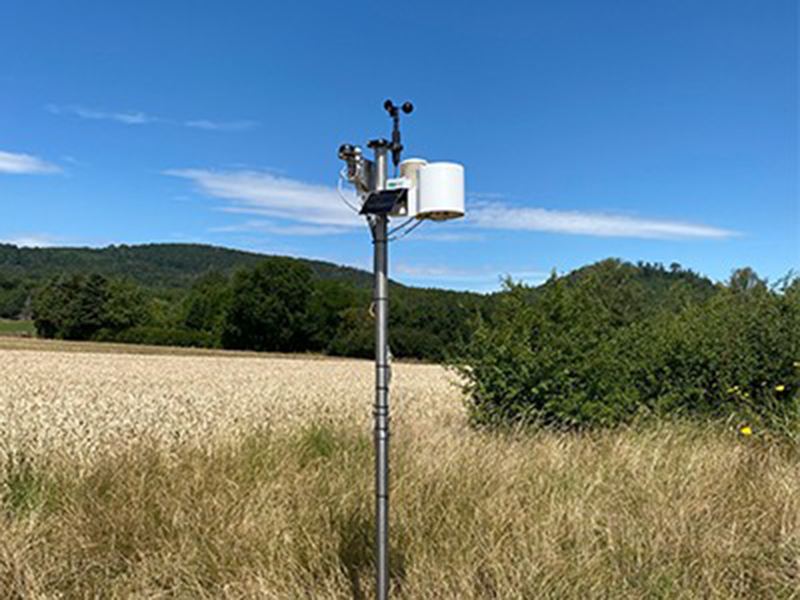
184,119,258,132
409,231,485,242
469,202,738,240
166,168,362,229
210,219,352,236
46,103,158,125
169,166,736,242
0,233,61,247
46,104,258,132
467,191,508,201
0,151,62,174
394,264,485,279
60,155,89,168
394,263,549,292
395,264,549,282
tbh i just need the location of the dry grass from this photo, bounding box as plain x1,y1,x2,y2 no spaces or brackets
0,347,798,598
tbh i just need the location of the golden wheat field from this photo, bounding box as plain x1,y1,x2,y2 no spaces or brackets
0,342,463,462
1,341,798,599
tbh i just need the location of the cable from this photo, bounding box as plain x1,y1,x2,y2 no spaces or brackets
388,217,414,236
337,168,361,213
388,218,424,242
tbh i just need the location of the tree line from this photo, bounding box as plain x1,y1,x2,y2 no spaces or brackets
29,257,487,360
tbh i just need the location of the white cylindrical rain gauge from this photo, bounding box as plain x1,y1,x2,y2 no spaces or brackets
416,162,465,220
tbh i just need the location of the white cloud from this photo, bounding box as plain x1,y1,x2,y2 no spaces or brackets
394,264,482,279
394,263,549,292
47,104,258,131
395,263,549,283
60,155,88,167
469,202,738,240
467,191,507,201
409,231,485,242
0,234,60,247
169,167,736,243
46,104,158,125
184,119,258,132
0,151,62,174
210,219,352,236
166,169,362,229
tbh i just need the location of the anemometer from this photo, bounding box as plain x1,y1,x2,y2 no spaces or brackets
338,101,465,600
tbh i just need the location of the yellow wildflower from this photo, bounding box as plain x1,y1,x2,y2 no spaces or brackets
740,426,753,436
775,384,786,392
794,361,800,368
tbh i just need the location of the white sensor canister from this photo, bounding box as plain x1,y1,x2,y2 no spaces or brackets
416,162,465,221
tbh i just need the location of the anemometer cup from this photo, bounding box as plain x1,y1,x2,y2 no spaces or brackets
383,99,414,117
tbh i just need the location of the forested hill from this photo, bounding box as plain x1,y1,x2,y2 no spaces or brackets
0,243,377,290
1,241,739,362
554,258,718,316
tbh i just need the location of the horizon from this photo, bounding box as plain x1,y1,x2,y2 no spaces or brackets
1,0,797,293
3,240,787,295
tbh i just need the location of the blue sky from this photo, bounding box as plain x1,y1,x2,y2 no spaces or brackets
1,0,797,292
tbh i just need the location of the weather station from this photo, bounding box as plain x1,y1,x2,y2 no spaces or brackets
337,100,465,600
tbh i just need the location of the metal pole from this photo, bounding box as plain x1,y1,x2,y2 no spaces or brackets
371,143,390,600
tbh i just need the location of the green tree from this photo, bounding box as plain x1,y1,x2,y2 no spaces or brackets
32,274,108,340
182,272,231,338
0,274,31,319
306,279,362,351
327,306,374,358
32,274,150,340
103,278,152,332
222,258,314,352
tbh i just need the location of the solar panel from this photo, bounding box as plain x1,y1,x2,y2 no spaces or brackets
359,189,408,215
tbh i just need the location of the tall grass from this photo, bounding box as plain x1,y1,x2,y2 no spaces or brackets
1,422,797,599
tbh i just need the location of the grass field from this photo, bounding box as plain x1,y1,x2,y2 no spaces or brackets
0,346,797,598
0,335,334,359
0,319,35,336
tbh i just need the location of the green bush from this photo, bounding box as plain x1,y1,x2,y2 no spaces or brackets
460,265,799,437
